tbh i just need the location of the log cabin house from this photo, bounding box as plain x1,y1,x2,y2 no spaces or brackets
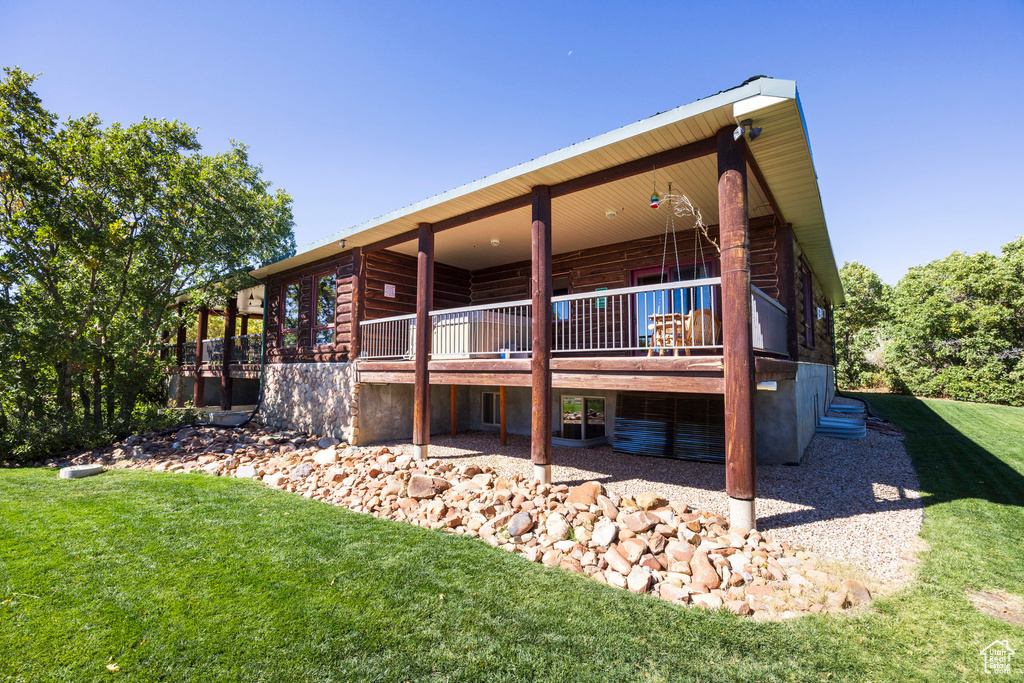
166,77,843,528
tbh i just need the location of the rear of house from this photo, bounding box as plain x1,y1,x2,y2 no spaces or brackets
166,76,842,528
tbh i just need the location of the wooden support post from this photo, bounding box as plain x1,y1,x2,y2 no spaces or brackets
717,127,756,530
776,222,800,361
350,247,365,360
530,186,553,484
175,303,186,407
499,385,507,446
193,306,208,408
450,385,457,437
220,296,237,411
413,223,434,459
240,314,249,337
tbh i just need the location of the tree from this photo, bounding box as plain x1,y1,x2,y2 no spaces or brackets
883,238,1024,405
834,261,890,389
0,67,295,460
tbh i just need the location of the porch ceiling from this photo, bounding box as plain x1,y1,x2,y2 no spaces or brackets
388,156,773,271
251,76,843,302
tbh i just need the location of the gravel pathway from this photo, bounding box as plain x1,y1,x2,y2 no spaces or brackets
382,421,923,590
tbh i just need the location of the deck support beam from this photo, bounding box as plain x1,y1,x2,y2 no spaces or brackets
718,127,757,530
350,247,365,360
450,385,457,437
413,223,434,459
530,186,553,484
193,306,208,407
499,386,507,446
220,296,237,410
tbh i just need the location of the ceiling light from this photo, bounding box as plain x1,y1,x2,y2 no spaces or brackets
736,119,762,142
490,239,500,247
605,209,617,219
338,239,346,248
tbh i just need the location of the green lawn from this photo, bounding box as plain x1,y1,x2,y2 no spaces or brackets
1,395,1022,682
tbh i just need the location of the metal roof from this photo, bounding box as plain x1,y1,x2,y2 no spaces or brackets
252,76,843,303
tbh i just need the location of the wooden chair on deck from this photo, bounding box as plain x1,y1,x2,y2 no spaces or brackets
647,309,721,356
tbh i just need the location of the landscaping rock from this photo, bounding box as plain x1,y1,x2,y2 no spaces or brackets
59,464,104,479
689,551,721,590
636,492,668,510
407,474,451,499
604,547,633,576
545,512,571,541
840,579,872,606
592,520,618,547
627,567,652,594
313,448,338,465
507,511,534,537
290,463,314,480
621,511,660,533
317,436,340,449
566,481,603,506
235,465,258,479
692,593,723,610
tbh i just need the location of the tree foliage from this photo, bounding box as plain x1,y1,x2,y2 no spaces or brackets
883,238,1024,405
834,261,890,389
0,67,294,461
835,239,1024,406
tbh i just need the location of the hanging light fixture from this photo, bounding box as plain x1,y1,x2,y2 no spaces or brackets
650,166,660,209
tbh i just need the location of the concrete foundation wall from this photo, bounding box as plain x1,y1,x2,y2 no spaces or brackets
165,375,260,408
357,383,471,445
754,361,834,465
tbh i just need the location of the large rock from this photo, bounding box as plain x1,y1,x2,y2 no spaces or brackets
604,547,634,576
840,579,872,605
692,593,724,610
235,465,258,479
635,492,668,511
627,567,652,594
263,472,287,488
312,448,338,465
618,538,648,564
290,463,314,480
592,520,619,547
689,551,721,590
621,511,660,534
507,511,534,537
407,474,451,500
596,494,619,520
545,512,571,541
566,481,604,506
317,436,340,449
660,583,689,604
59,464,104,480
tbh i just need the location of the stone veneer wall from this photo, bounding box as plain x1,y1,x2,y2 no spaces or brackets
257,363,360,444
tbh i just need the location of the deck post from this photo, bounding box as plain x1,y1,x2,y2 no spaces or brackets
776,221,800,361
240,314,249,337
717,126,757,530
530,186,553,484
350,247,365,360
450,385,457,437
193,306,208,408
413,223,434,460
220,296,237,411
175,303,186,407
499,385,507,446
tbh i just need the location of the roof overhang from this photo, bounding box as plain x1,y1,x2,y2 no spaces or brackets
251,77,843,302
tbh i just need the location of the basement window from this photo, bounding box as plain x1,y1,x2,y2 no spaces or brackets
558,396,606,443
481,391,500,426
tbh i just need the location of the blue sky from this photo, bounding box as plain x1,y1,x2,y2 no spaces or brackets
2,1,1022,283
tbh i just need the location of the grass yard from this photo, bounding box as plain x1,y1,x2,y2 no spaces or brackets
1,394,1022,682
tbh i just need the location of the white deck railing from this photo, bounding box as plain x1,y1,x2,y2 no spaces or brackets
359,278,787,360
750,286,788,355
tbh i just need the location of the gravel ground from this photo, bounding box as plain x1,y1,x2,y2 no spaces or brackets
383,419,923,590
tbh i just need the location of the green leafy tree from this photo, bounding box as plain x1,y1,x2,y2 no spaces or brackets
0,67,294,460
883,237,1024,405
834,261,890,389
